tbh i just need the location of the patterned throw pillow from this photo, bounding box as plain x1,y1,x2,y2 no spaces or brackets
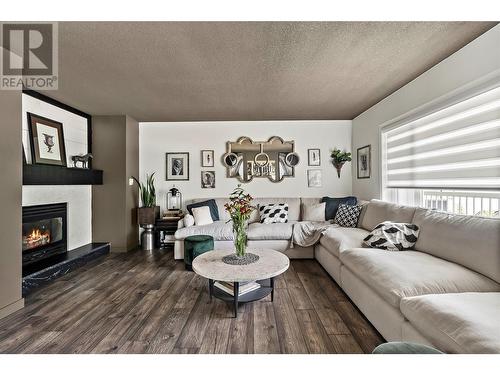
363,222,420,251
334,204,363,227
259,203,289,224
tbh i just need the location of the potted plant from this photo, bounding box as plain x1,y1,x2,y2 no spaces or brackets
330,148,352,178
224,185,255,257
132,173,159,225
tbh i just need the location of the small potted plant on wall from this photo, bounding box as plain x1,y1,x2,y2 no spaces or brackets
330,148,352,178
133,173,159,225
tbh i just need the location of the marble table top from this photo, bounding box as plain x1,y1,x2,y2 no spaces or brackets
192,248,290,282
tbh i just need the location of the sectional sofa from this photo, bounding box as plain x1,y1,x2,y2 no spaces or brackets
174,198,500,353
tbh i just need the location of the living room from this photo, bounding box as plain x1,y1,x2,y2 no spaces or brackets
1,1,500,373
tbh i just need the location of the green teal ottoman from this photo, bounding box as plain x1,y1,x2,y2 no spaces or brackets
184,235,214,271
372,342,442,354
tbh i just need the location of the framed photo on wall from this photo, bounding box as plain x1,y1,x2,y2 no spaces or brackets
166,152,189,180
201,171,215,188
201,150,214,167
307,169,322,188
27,113,67,167
308,149,321,166
357,145,371,179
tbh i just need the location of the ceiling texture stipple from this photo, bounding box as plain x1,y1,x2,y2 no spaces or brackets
49,21,497,122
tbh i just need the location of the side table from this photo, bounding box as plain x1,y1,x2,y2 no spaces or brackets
155,215,183,249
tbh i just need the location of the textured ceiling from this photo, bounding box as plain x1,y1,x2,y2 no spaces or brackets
50,21,496,121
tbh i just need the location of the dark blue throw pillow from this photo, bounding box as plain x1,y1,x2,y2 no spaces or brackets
321,196,357,220
186,199,220,221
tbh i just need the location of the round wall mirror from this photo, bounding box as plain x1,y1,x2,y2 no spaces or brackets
285,152,300,167
224,153,239,167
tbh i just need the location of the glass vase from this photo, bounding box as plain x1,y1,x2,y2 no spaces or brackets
232,221,248,257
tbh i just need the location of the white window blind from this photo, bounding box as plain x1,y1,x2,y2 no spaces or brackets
382,85,500,190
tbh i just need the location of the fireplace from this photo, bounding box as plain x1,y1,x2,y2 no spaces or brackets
22,203,67,267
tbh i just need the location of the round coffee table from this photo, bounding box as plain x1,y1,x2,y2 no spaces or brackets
192,248,289,317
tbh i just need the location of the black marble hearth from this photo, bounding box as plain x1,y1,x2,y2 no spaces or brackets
22,242,110,296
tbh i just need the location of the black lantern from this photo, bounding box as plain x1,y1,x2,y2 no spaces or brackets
167,186,182,211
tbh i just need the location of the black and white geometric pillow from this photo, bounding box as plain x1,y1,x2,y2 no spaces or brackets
334,204,363,227
259,203,289,224
363,221,420,251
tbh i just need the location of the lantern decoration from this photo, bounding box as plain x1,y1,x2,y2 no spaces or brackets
167,186,182,211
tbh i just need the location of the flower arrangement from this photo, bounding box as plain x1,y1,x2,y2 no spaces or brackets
330,148,352,178
224,185,255,257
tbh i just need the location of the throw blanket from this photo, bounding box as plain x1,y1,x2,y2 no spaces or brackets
291,221,338,248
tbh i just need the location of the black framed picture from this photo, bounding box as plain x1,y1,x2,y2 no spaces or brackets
166,152,189,180
201,150,214,167
357,145,371,179
308,148,321,166
201,170,215,188
27,112,67,167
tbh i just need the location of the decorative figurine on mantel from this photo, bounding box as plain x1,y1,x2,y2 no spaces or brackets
71,153,93,168
330,148,352,178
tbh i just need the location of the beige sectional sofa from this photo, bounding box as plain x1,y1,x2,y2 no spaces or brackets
174,197,500,353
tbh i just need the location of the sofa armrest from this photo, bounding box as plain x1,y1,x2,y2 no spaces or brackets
177,219,185,229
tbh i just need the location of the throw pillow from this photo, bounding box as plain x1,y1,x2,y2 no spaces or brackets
191,206,214,226
183,214,195,227
259,203,289,224
301,202,326,222
363,222,420,251
334,204,362,227
321,196,357,220
186,199,220,221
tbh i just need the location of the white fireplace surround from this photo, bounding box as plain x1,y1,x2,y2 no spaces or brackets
22,186,92,251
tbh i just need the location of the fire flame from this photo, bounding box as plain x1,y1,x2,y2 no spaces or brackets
23,228,51,249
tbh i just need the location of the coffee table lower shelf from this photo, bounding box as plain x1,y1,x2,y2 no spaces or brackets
208,278,274,318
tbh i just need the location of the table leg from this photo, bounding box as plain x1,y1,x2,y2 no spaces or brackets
233,282,239,318
270,277,275,302
208,279,214,302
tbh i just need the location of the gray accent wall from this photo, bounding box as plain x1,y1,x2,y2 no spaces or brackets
92,115,139,252
0,87,24,318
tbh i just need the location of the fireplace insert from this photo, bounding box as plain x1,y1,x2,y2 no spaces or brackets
22,203,67,267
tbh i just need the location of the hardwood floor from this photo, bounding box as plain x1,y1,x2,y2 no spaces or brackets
0,249,384,354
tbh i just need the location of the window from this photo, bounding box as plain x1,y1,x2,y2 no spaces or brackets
381,84,500,218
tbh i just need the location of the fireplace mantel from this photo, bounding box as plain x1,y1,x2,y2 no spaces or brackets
23,164,103,185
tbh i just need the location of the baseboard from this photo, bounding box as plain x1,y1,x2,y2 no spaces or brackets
0,298,24,320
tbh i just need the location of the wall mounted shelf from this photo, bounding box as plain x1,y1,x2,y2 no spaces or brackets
23,164,103,185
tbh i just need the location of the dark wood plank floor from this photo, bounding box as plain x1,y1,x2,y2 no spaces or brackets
0,249,383,354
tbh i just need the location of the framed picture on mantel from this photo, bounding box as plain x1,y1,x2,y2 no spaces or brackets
27,112,67,167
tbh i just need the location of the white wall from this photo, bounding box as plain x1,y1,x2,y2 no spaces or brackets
22,93,92,251
22,186,92,251
22,94,88,165
352,25,500,200
140,120,352,211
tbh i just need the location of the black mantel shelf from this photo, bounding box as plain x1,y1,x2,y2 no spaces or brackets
23,164,103,185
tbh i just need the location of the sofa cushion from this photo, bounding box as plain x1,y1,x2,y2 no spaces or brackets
359,200,416,231
186,199,220,221
301,202,326,222
175,221,233,241
340,248,500,307
321,196,357,220
413,208,500,284
363,222,420,251
319,227,369,258
401,293,500,353
247,222,294,240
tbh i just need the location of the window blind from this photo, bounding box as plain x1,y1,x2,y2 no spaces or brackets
382,85,500,190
